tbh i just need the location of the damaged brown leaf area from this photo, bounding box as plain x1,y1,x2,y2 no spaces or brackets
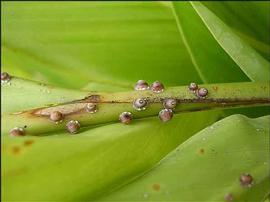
33,103,88,116
24,140,34,146
11,146,21,155
4,167,28,177
2,82,269,138
31,95,270,118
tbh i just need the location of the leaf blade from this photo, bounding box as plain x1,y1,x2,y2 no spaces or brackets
171,2,250,84
99,115,270,201
2,111,220,201
191,2,270,82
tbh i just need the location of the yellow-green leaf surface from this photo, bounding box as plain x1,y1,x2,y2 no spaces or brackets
171,2,250,83
191,2,270,82
2,2,200,88
202,2,270,61
99,115,270,201
82,82,130,92
1,77,87,113
2,1,255,88
2,111,220,201
264,196,270,202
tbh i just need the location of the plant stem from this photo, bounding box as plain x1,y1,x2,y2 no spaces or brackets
2,82,269,136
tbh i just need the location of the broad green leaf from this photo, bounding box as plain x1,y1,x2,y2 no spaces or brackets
1,2,201,88
82,81,130,92
171,2,250,83
202,2,270,61
264,196,270,202
1,77,86,113
2,2,259,88
99,115,270,201
2,111,220,201
191,2,270,82
169,1,270,125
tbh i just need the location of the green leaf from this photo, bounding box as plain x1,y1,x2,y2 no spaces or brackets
2,111,220,201
1,2,201,88
82,81,130,92
3,2,260,87
190,2,270,82
264,196,270,202
1,77,86,113
99,115,270,201
171,2,250,83
202,2,270,61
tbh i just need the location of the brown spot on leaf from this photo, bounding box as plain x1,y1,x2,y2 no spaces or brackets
198,148,205,154
5,167,27,177
152,183,160,191
24,140,34,146
212,86,218,91
11,146,21,154
261,86,267,90
50,111,64,122
84,95,100,103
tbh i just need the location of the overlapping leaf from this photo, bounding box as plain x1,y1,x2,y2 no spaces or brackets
171,2,250,83
202,2,270,61
1,2,199,88
191,2,270,82
2,111,220,201
99,115,270,202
